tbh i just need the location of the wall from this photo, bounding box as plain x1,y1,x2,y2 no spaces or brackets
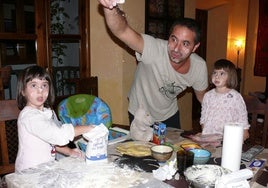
90,1,143,125
206,4,229,74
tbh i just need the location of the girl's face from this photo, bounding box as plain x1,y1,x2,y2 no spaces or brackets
23,78,49,110
167,25,200,64
211,68,228,89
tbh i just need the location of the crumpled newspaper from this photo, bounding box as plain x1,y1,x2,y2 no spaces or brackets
152,159,177,181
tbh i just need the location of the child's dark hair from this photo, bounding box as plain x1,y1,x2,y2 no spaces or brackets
169,17,201,45
17,65,55,110
213,59,238,89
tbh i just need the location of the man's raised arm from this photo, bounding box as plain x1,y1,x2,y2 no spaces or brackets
98,0,144,53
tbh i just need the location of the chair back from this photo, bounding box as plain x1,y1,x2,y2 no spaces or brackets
0,100,20,175
0,78,4,99
0,66,12,99
74,77,98,96
53,76,98,112
58,94,112,128
244,95,268,147
0,66,12,89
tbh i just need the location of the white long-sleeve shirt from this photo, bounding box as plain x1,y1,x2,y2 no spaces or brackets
15,106,75,172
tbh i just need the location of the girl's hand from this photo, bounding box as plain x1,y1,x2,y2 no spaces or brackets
243,130,249,141
70,148,85,159
87,125,96,132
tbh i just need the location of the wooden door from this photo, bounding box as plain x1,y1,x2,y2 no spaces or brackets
192,9,208,132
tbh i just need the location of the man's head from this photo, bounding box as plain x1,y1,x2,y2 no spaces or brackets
169,18,201,45
167,18,201,64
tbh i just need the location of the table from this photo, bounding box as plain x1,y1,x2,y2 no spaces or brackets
4,128,268,188
4,128,174,188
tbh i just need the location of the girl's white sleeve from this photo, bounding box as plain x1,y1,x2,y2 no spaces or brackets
20,108,75,146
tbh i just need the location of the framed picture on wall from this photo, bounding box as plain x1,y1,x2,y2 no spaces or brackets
145,0,184,39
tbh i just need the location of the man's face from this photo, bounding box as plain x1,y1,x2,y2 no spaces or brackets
167,25,200,64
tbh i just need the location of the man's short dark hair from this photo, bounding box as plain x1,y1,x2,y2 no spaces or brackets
169,17,201,44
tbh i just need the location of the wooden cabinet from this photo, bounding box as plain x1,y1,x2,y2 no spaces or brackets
0,0,90,73
145,0,184,39
0,0,36,66
0,0,91,99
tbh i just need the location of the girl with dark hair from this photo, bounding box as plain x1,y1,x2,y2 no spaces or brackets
15,65,94,172
200,59,250,141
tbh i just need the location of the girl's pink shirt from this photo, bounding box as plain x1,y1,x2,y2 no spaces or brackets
200,88,250,135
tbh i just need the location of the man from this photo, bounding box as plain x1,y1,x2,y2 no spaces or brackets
98,0,208,128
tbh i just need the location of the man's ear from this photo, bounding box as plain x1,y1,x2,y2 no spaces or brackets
192,42,200,53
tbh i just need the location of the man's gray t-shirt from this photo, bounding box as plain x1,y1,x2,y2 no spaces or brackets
128,34,208,122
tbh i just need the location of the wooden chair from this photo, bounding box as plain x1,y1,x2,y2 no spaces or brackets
67,76,98,96
244,95,268,147
52,66,80,97
0,78,4,100
0,100,20,175
0,66,12,99
53,76,98,113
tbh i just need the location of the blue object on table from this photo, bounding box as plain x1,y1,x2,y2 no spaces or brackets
190,148,211,164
